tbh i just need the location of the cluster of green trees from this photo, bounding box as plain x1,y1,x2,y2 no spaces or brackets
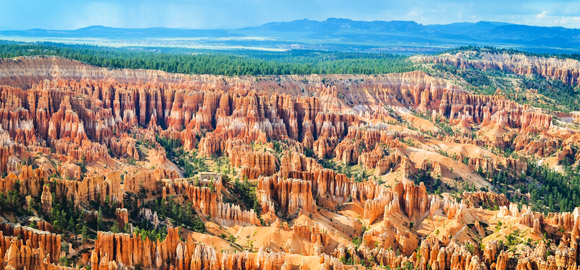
413,168,448,195
145,197,206,233
156,136,207,177
228,179,261,217
524,163,580,213
0,182,28,216
241,49,416,75
127,196,204,241
521,76,580,111
490,162,580,213
432,64,492,88
36,188,99,240
447,46,570,59
0,41,415,76
155,136,182,157
134,226,167,242
317,158,359,178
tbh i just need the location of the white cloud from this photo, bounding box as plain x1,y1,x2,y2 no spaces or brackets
536,11,547,19
406,10,419,18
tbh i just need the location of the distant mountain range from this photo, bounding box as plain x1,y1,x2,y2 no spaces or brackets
1,18,579,53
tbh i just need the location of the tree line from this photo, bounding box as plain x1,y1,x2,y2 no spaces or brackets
0,41,415,76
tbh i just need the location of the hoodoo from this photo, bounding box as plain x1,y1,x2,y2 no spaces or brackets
0,43,578,270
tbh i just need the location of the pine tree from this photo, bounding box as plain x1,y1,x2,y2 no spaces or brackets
97,207,103,231
111,221,120,233
81,225,89,242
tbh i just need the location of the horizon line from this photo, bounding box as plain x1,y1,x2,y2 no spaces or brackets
1,17,578,32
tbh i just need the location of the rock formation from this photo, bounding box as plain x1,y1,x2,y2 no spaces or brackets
258,176,316,216
0,55,577,270
416,51,580,87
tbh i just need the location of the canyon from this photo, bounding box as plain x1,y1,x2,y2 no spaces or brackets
0,51,578,270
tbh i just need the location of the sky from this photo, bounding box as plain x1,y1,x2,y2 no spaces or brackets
1,0,579,30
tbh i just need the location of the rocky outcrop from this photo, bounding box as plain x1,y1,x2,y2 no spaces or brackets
395,182,430,221
360,149,410,176
497,203,545,235
414,239,487,270
0,166,46,198
139,208,161,228
92,228,180,269
91,229,312,270
215,202,261,226
227,144,279,179
257,176,316,216
115,208,129,230
47,95,88,143
280,167,386,206
291,223,328,255
543,207,580,235
161,176,262,226
416,51,580,87
124,168,179,195
0,235,67,270
279,151,322,176
161,178,221,217
312,169,354,204
462,191,510,209
256,190,276,220
363,191,398,225
53,172,124,207
513,236,580,270
40,184,52,214
0,222,61,262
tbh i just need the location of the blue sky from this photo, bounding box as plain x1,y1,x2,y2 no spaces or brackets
1,0,579,30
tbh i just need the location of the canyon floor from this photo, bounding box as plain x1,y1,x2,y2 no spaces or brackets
0,47,579,270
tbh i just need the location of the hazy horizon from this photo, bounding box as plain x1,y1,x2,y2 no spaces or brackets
3,18,580,31
1,0,579,30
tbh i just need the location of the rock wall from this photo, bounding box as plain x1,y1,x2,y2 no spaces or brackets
92,228,180,269
0,167,126,207
226,144,278,180
215,202,261,226
0,222,61,263
91,229,325,270
257,176,316,216
462,191,510,209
